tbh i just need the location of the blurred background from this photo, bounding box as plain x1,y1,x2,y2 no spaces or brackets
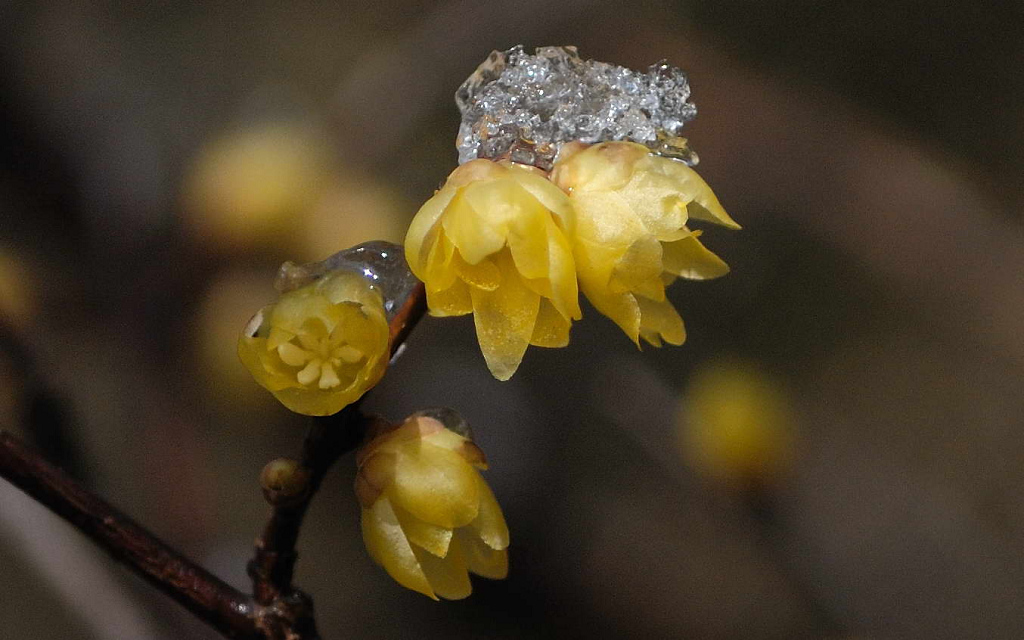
2,1,1024,638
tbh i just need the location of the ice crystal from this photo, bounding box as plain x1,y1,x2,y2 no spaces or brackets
456,46,700,169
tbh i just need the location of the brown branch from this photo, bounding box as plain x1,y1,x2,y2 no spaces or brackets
247,281,428,632
0,281,428,640
0,430,262,640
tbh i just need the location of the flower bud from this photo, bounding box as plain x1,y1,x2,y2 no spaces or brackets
259,457,311,506
551,141,739,347
405,159,581,380
238,269,389,416
356,415,509,600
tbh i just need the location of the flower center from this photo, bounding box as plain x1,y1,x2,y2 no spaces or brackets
273,324,365,390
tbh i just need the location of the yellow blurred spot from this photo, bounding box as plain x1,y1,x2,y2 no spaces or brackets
294,175,408,262
677,358,795,488
182,123,332,253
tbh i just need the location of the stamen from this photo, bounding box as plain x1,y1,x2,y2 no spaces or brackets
297,333,322,351
297,361,321,386
277,342,310,367
336,345,364,363
319,362,341,389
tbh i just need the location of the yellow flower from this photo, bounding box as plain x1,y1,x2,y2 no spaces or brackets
238,269,389,416
551,141,740,347
678,358,795,489
405,159,581,380
356,415,509,600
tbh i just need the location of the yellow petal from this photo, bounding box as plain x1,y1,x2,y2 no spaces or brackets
470,252,541,380
609,236,663,295
540,215,581,321
654,159,740,229
426,281,473,317
662,234,730,280
456,527,509,580
470,474,510,550
411,535,472,600
392,500,453,558
507,204,550,281
631,275,666,302
637,296,686,346
454,252,501,291
361,497,436,599
406,183,458,271
530,299,571,348
507,166,575,231
443,180,517,264
575,241,642,345
571,191,647,246
266,326,295,350
423,231,458,293
388,444,480,529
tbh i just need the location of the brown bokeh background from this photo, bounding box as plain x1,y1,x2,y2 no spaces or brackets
2,2,1023,638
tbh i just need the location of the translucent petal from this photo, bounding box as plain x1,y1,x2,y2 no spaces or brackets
469,252,541,380
470,474,510,550
507,166,575,231
406,184,458,271
654,160,739,229
552,141,646,192
618,164,689,236
388,443,480,529
571,191,647,246
530,299,572,348
392,500,453,558
540,215,581,321
426,281,473,317
454,253,501,291
457,527,509,580
361,497,435,599
631,275,666,302
443,180,517,264
662,234,730,280
609,236,663,295
266,326,295,350
637,297,686,346
412,535,472,600
507,206,550,281
575,240,641,345
423,232,458,293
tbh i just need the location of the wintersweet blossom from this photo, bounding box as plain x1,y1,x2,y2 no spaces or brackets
405,159,581,380
238,269,389,416
551,141,740,346
356,415,509,600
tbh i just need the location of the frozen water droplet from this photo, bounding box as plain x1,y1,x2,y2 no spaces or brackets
274,241,418,320
654,135,700,166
